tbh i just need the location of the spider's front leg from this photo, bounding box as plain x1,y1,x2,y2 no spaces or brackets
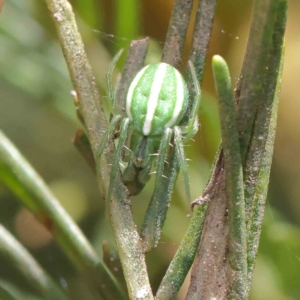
96,116,130,215
96,50,123,183
96,50,130,211
174,61,201,203
181,60,201,141
175,90,200,203
105,49,123,111
106,118,130,204
174,126,191,202
141,128,172,247
96,114,121,161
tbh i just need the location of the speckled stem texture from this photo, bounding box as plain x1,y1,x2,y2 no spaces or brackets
44,0,153,299
186,0,287,299
162,0,194,68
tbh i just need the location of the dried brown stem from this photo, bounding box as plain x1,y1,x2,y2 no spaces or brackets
162,0,194,67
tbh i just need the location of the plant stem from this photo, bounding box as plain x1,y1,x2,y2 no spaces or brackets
187,0,217,83
155,204,207,300
237,0,281,163
162,0,194,68
246,2,286,294
184,0,217,136
0,225,68,300
186,0,285,298
186,162,229,300
212,56,247,299
44,1,153,298
244,0,287,224
0,130,124,300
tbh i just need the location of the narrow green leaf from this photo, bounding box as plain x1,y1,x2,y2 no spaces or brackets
244,0,287,221
0,130,126,300
0,225,68,300
237,0,281,160
187,0,217,84
246,1,287,294
212,55,247,299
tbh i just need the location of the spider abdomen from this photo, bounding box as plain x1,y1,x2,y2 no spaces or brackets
126,63,188,136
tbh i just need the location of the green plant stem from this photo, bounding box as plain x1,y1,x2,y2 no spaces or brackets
187,0,217,84
155,204,207,300
0,131,124,300
0,225,68,300
184,0,217,136
162,0,194,68
246,19,286,299
237,0,280,162
212,56,247,299
244,0,287,223
44,1,153,299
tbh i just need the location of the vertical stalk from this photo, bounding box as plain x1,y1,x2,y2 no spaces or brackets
237,0,280,161
212,56,247,299
246,30,286,298
162,0,194,67
44,1,153,299
155,204,207,300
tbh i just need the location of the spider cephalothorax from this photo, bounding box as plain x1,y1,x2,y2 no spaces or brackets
97,53,200,205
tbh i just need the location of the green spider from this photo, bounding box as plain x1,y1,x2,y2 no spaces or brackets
97,51,200,205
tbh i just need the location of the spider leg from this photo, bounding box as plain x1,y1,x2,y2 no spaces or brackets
96,114,121,165
154,128,172,189
174,126,191,203
141,128,172,249
107,118,130,201
112,73,122,110
121,126,134,162
105,49,123,110
181,61,201,141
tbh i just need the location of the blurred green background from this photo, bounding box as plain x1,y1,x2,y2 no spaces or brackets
0,0,299,299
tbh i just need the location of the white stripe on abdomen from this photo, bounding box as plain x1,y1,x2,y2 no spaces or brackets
142,64,167,135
